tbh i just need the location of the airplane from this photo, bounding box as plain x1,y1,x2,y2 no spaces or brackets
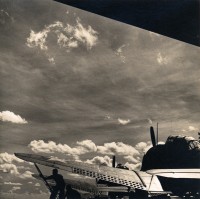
32,162,128,198
141,126,200,171
15,126,200,198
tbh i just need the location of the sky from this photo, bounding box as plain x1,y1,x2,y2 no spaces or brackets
0,0,200,198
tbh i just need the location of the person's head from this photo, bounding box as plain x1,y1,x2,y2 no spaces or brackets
52,168,58,175
66,184,72,191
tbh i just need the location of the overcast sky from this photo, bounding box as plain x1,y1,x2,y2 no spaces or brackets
0,0,200,198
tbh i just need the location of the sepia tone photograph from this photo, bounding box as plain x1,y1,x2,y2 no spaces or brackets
0,0,199,198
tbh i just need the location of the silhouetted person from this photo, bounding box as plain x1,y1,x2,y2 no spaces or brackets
65,184,81,199
45,169,65,199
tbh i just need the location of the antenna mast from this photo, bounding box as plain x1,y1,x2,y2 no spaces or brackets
157,122,159,144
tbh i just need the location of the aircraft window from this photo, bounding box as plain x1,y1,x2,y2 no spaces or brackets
189,141,200,150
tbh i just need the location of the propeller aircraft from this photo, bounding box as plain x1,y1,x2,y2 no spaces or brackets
15,126,200,198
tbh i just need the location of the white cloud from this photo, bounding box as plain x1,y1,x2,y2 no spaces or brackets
124,162,142,170
0,163,19,175
4,182,22,186
27,30,49,50
28,139,154,171
26,19,98,63
123,155,139,164
105,115,111,120
48,57,55,65
28,139,97,155
181,126,198,132
0,111,27,124
147,118,153,124
157,52,168,65
76,140,97,153
135,141,152,154
118,118,130,125
115,44,126,63
97,142,140,157
20,171,34,179
188,126,198,131
0,152,24,164
85,155,112,167
74,20,98,49
0,153,22,175
35,183,41,187
49,156,66,162
9,186,21,193
0,153,33,179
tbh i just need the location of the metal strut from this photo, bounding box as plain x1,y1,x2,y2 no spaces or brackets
34,163,53,193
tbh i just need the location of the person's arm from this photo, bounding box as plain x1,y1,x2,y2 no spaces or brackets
45,175,53,180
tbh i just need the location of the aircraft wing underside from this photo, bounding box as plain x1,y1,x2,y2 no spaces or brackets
33,173,99,194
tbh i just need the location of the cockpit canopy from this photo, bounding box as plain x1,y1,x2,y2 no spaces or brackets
166,135,200,151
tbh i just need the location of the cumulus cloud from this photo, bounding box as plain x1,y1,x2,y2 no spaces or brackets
28,139,97,155
0,111,27,124
123,155,139,164
30,139,140,158
0,163,19,175
76,140,97,152
28,139,154,170
0,152,33,179
26,19,98,63
0,153,23,175
157,52,168,65
20,171,34,179
97,142,140,157
135,141,152,154
85,155,112,166
118,118,130,125
124,162,142,170
0,153,24,164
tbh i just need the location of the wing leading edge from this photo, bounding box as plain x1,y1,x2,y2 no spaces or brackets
146,169,200,179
